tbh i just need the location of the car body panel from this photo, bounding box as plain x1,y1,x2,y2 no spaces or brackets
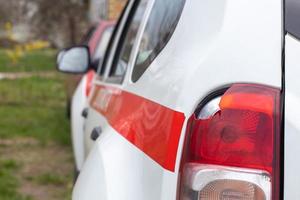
73,0,283,199
71,74,87,171
88,84,185,171
123,0,282,114
74,127,179,200
284,34,300,199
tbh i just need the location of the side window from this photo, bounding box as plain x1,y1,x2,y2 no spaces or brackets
108,0,148,84
132,0,186,82
97,1,129,79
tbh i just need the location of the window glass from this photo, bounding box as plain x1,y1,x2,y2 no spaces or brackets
109,0,148,82
132,0,186,82
97,1,129,78
286,0,300,40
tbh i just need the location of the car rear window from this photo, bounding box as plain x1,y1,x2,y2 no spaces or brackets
286,0,300,39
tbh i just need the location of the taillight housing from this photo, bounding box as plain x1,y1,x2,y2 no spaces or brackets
179,84,281,200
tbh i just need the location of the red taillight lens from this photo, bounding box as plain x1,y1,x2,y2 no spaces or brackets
180,84,281,200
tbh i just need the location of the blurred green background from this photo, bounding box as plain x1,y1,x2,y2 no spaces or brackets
0,0,91,198
0,49,73,200
0,0,126,199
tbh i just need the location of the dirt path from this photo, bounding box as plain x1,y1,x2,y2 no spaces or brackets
0,138,73,200
0,72,57,80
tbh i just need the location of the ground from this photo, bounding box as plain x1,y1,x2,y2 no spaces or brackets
0,49,73,200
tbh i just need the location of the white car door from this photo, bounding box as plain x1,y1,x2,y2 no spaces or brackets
83,0,149,158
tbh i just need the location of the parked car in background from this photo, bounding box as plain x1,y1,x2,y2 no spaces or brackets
59,20,114,177
64,25,96,118
57,0,300,199
64,21,115,118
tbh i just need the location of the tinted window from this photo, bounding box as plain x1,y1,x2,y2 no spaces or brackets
132,0,186,82
98,1,129,78
108,0,148,83
286,0,300,39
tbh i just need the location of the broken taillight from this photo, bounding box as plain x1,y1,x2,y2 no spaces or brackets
179,84,281,200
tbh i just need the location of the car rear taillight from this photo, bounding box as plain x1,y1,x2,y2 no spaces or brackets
179,84,281,200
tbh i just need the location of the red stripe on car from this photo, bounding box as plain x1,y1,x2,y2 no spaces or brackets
90,85,185,172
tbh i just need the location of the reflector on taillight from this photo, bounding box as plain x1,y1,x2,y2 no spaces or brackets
179,84,281,200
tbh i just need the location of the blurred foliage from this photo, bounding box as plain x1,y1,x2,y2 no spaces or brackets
3,23,51,64
32,0,89,46
5,42,51,65
5,22,14,41
0,2,78,198
0,76,70,145
0,0,89,48
0,160,32,200
0,54,72,199
34,173,67,186
0,73,73,199
0,49,56,72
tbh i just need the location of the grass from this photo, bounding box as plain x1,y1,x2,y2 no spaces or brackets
34,173,66,186
0,160,32,200
0,76,70,145
0,49,73,199
0,49,57,72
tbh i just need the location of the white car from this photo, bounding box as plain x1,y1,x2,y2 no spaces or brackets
70,21,114,176
57,0,300,199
